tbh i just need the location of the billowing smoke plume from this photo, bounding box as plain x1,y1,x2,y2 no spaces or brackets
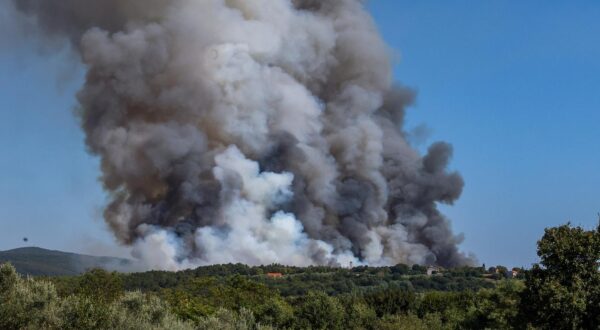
11,0,473,269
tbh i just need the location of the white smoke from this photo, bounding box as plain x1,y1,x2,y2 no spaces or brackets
132,146,361,270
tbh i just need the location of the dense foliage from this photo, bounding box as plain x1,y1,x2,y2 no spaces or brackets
1,222,598,329
0,263,192,329
520,223,600,329
117,263,494,297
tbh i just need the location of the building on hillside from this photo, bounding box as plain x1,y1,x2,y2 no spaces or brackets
266,272,283,279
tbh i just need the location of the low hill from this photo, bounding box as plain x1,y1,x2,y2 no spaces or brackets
0,247,132,276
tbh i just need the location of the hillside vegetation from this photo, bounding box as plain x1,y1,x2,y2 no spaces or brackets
1,222,599,329
0,247,131,276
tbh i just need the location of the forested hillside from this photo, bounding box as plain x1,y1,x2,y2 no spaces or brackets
0,247,132,276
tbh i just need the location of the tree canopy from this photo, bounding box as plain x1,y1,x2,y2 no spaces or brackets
521,222,600,329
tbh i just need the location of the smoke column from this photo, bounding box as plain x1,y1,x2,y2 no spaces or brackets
10,0,473,269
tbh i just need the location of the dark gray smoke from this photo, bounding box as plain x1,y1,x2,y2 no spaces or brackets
11,0,473,269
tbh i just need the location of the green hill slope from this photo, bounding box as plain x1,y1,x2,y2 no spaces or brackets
0,247,132,276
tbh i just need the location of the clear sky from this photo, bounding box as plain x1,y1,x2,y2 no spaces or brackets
1,1,599,267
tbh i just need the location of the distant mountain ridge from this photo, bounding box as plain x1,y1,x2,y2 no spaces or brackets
0,247,133,276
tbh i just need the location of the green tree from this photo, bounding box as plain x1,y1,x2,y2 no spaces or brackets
390,263,410,275
294,291,344,330
338,294,377,330
363,288,417,317
417,291,475,327
77,268,124,303
411,264,427,274
254,297,294,328
163,288,214,323
467,280,524,329
520,222,600,329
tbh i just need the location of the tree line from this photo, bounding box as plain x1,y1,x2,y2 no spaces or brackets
1,222,599,329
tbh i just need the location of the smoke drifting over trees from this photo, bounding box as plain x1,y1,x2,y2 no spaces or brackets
9,0,472,269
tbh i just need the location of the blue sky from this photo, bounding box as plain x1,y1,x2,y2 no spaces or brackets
1,1,599,267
